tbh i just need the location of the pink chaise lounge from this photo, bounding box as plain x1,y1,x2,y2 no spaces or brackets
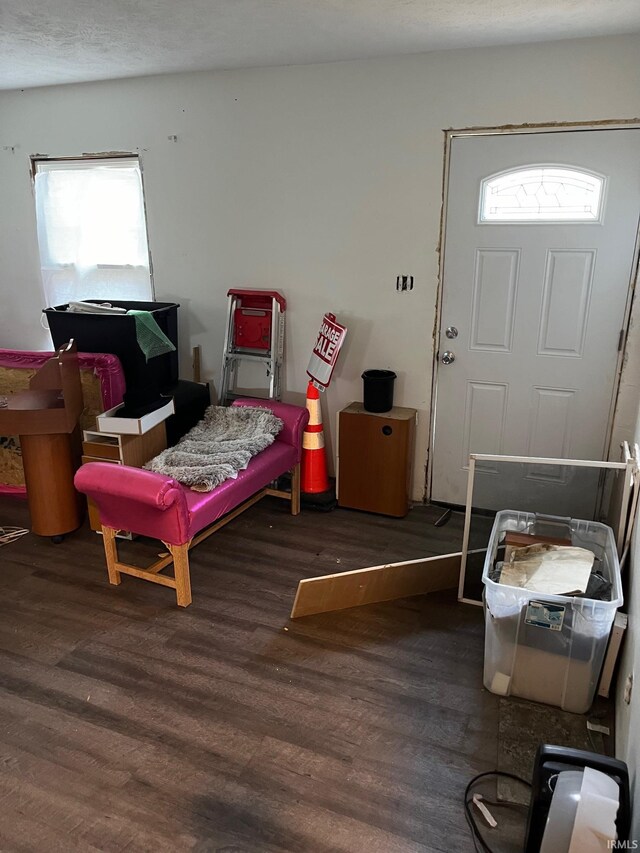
74,398,309,607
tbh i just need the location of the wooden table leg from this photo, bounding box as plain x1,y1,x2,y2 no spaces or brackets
291,463,301,515
19,429,83,538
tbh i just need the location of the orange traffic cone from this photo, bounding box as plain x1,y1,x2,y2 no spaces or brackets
301,381,330,494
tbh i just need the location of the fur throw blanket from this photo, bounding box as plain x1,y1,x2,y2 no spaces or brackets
144,405,283,492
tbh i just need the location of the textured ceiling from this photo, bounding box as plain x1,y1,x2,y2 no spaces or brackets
1,0,639,91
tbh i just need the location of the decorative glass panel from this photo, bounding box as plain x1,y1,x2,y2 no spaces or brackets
480,166,605,223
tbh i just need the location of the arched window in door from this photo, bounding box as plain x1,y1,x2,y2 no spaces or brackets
479,165,606,223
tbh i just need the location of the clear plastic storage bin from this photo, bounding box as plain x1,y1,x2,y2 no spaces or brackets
482,510,622,714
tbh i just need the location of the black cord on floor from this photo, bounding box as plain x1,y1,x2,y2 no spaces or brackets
464,770,532,853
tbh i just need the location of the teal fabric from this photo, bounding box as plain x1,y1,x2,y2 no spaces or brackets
127,310,176,361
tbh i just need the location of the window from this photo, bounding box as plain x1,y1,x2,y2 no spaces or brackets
33,156,153,306
479,165,605,223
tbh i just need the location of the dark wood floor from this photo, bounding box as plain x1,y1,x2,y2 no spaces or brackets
0,496,501,852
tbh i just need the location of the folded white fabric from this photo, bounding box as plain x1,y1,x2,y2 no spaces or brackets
67,301,127,314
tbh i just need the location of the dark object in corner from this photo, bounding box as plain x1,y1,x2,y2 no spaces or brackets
164,380,211,446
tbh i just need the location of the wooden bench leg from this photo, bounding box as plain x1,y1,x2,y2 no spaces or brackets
291,463,301,516
102,526,121,586
169,542,192,607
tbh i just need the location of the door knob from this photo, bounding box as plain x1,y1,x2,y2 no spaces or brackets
441,351,455,365
445,326,458,339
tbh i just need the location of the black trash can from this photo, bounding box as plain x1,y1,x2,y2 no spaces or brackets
362,369,397,413
44,300,179,410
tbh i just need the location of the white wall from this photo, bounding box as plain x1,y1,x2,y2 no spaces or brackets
617,397,640,841
1,35,640,500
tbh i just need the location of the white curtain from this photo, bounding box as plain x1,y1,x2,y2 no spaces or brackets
34,158,154,307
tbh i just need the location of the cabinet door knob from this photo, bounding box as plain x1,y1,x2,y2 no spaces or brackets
382,425,393,436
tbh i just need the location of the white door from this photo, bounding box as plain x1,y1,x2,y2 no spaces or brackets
431,129,640,506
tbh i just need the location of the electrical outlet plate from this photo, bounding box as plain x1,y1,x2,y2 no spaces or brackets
396,275,414,292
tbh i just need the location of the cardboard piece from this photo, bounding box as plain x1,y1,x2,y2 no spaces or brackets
500,544,594,595
503,530,572,564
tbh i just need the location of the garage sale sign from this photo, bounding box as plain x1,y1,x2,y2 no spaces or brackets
306,313,347,391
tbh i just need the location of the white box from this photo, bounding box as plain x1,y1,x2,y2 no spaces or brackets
96,398,174,435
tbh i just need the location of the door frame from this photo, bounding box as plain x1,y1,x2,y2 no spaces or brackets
426,120,640,504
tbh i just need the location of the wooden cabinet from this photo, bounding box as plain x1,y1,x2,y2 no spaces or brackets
337,403,416,517
81,422,167,532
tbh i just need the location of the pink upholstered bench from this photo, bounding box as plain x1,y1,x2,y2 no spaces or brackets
74,398,309,607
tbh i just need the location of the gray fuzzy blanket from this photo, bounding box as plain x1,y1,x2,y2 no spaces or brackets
144,405,283,492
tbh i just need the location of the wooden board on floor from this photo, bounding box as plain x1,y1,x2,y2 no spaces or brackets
290,552,461,618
